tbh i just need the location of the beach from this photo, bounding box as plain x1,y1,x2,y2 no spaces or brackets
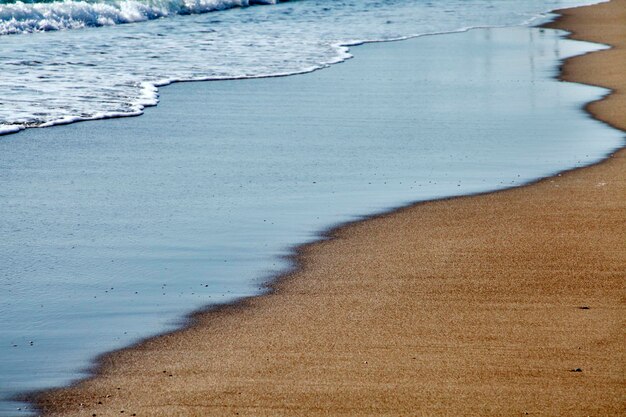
28,0,626,415
4,10,619,414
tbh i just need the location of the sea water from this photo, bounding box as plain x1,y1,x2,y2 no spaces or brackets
0,0,623,415
0,0,606,134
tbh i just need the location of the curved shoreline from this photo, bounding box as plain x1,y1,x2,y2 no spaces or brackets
30,0,625,415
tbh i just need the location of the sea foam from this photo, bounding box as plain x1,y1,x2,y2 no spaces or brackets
0,0,606,136
0,0,276,35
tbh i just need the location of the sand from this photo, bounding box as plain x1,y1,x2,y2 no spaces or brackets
32,0,625,415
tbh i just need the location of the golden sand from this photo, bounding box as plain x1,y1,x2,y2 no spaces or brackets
34,1,625,415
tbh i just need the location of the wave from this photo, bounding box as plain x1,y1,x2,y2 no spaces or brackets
0,0,277,35
0,0,608,136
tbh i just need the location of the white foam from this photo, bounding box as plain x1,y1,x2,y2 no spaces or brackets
0,124,24,135
0,0,608,136
0,0,278,35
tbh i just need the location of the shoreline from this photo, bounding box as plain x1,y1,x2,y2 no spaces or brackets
3,19,617,415
29,0,625,415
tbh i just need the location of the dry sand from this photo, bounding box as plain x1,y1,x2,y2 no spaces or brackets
33,0,625,415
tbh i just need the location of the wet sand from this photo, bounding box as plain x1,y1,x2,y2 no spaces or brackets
33,0,625,415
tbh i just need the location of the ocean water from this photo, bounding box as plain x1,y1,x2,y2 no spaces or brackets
0,0,605,135
0,0,623,416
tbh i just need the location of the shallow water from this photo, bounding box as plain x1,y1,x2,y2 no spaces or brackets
0,0,604,134
0,25,623,416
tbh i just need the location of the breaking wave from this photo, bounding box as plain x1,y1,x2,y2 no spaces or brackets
0,0,277,35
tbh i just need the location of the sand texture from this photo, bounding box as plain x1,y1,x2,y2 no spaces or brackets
33,0,625,415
